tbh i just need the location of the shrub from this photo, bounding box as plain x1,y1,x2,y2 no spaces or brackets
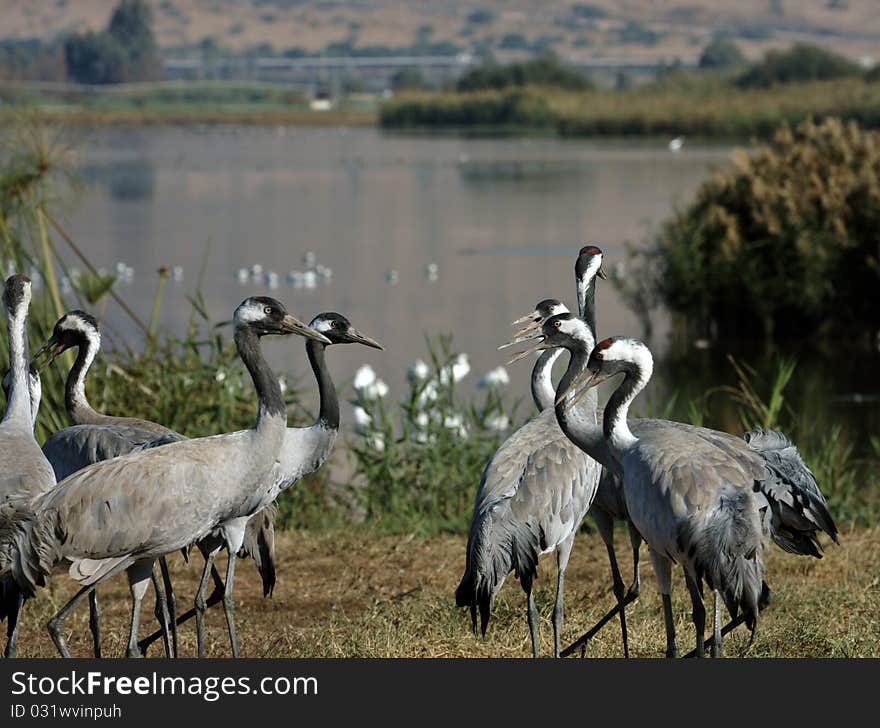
456,58,593,93
621,118,880,340
699,38,746,70
738,43,861,88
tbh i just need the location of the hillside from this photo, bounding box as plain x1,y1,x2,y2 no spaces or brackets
3,0,880,65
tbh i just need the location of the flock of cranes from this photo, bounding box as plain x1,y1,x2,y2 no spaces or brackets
0,242,839,658
457,245,839,658
0,274,381,658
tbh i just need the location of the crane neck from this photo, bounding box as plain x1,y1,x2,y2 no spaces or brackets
64,333,101,425
235,327,287,431
577,271,598,338
3,303,32,425
531,348,563,411
306,339,338,431
603,364,651,457
553,341,611,469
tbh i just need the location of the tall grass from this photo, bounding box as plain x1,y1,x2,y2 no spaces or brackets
381,78,880,138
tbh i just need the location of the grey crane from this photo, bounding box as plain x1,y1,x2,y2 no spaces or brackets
0,275,56,658
506,246,641,657
455,247,605,658
135,311,383,655
34,311,184,657
34,310,292,657
515,320,838,656
0,296,329,658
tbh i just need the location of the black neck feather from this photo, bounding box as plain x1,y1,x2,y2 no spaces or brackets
235,328,286,421
306,339,338,430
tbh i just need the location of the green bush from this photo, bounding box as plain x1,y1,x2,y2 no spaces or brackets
621,118,880,340
456,58,593,93
348,338,518,535
699,38,746,70
738,43,862,88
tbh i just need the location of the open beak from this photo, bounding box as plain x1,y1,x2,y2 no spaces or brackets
505,337,548,366
498,328,543,351
345,327,384,350
556,367,606,407
31,338,65,372
282,313,332,343
511,310,539,327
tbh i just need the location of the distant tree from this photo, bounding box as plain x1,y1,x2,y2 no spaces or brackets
572,4,607,19
699,38,746,69
467,9,495,25
498,33,529,51
64,31,128,84
390,68,426,91
106,0,161,80
737,43,861,87
0,39,66,82
457,58,593,92
64,0,161,83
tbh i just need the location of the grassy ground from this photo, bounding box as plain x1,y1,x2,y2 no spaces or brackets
11,524,879,659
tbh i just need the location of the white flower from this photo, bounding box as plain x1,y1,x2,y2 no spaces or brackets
358,377,388,401
478,366,510,389
353,406,372,434
278,375,288,394
484,414,510,432
444,414,468,438
215,369,226,383
407,359,430,383
441,353,470,384
415,379,438,408
370,433,386,452
413,412,429,429
353,364,377,391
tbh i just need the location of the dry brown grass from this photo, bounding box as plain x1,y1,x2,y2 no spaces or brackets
11,524,879,658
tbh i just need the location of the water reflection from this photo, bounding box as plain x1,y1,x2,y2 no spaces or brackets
56,126,876,457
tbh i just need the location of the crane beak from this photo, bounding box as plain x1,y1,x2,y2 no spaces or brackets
498,329,543,350
345,327,384,350
511,310,540,327
505,338,547,366
31,337,65,371
282,314,331,343
597,265,608,281
556,368,605,408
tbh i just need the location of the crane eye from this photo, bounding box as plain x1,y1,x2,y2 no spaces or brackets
554,320,561,328
264,306,273,315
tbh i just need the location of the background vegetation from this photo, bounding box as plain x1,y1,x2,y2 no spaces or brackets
616,117,880,342
1,114,877,539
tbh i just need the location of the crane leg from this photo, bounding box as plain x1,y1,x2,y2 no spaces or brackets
48,585,93,658
626,520,642,599
712,590,723,658
137,558,225,654
552,535,574,658
685,581,773,658
150,565,173,659
221,549,239,658
4,587,24,658
559,509,638,658
522,575,539,658
651,550,678,658
684,574,705,659
88,590,101,658
126,561,153,658
159,556,178,658
194,545,221,658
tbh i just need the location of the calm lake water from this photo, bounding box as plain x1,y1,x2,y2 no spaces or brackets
59,125,878,450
